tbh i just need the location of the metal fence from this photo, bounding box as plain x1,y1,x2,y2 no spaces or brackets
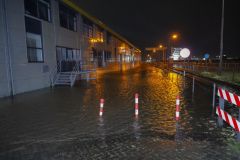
172,61,240,83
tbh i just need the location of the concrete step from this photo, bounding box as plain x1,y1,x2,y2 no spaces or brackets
56,79,70,82
59,74,71,77
58,77,70,80
55,82,71,85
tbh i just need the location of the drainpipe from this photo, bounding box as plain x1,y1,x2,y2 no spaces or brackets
2,0,14,97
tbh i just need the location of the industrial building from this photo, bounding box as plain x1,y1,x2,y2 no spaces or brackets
0,0,141,98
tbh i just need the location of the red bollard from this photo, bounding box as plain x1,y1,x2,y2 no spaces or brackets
135,93,139,116
99,99,104,116
176,96,180,121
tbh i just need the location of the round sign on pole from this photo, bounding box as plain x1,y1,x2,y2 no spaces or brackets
180,48,190,58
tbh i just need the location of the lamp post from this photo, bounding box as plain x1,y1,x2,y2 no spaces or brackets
159,44,167,64
219,0,224,75
168,33,179,56
167,33,179,66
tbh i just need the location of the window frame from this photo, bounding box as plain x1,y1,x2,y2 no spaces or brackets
25,16,44,63
56,46,81,61
59,2,77,32
24,0,51,22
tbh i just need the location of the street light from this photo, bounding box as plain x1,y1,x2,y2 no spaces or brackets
168,33,179,62
171,34,178,40
158,44,167,64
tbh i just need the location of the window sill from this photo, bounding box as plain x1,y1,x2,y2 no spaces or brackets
60,26,77,33
28,61,44,63
25,14,52,23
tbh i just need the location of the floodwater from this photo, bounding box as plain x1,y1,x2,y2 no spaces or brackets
0,63,240,160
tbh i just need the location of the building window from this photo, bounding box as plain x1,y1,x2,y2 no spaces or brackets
106,32,111,44
56,47,80,61
96,30,104,43
25,17,44,63
59,3,77,31
83,24,93,39
24,0,51,21
83,17,93,39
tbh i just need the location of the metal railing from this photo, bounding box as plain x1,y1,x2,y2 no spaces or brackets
172,61,240,83
49,65,58,87
70,62,79,87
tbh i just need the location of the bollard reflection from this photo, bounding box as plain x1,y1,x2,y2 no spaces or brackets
98,116,106,141
133,116,141,140
175,122,182,142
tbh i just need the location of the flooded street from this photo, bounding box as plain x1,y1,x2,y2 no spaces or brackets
0,63,240,159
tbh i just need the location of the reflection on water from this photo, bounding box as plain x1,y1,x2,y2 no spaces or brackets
0,63,240,159
98,117,105,139
133,117,140,140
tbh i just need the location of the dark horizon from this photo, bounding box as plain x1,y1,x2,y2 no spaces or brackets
76,0,239,58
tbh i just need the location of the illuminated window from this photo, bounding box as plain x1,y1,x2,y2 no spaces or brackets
98,31,104,42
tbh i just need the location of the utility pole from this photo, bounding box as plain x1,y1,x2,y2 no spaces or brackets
219,0,225,75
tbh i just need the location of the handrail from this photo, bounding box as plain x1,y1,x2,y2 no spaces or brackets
49,65,58,87
70,62,79,87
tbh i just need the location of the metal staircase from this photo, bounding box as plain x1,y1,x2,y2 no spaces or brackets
54,72,74,86
50,60,96,87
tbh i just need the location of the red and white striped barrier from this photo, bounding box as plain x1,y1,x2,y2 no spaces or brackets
216,106,240,132
218,88,240,107
135,93,139,116
99,98,104,116
176,96,180,121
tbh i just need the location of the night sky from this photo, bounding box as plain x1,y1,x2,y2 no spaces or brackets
76,0,239,58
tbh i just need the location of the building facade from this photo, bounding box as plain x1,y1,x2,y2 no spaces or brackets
0,0,141,98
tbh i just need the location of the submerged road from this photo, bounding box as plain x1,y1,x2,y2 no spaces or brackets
0,63,240,159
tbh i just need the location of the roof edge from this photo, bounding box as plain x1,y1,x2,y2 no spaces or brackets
62,0,141,52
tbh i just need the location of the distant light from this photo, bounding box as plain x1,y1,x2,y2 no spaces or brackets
180,48,190,58
172,34,178,39
204,53,210,59
159,45,163,48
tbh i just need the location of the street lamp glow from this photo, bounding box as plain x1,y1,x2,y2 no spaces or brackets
180,48,190,58
159,45,163,48
172,34,178,40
